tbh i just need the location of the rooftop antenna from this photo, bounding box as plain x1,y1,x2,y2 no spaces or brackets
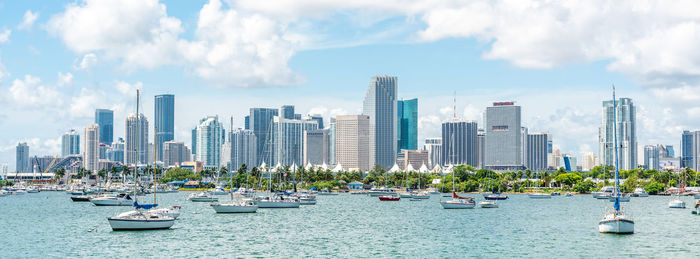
453,90,457,120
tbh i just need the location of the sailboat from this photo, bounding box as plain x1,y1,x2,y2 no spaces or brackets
668,173,686,208
439,164,475,209
211,150,258,213
410,168,430,200
598,85,634,234
479,172,499,208
107,90,175,231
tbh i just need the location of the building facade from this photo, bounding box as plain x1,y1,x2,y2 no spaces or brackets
441,120,478,166
643,145,660,170
484,101,523,170
363,75,397,169
328,118,336,166
229,129,257,171
335,115,370,172
195,116,223,167
526,132,549,172
396,149,429,170
248,108,279,165
397,98,418,151
95,109,113,145
303,129,329,166
84,124,99,172
599,98,637,170
163,141,189,167
125,113,149,165
16,143,30,173
424,138,442,168
272,116,318,166
107,138,125,163
582,152,597,172
154,94,175,162
61,129,80,156
681,130,700,171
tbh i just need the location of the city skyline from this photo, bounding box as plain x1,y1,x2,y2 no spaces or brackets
2,1,700,170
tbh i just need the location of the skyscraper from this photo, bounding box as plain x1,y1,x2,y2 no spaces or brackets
163,141,189,167
336,115,370,172
526,132,548,172
248,108,279,165
61,129,80,156
644,145,660,170
155,94,175,162
424,138,442,168
599,98,637,170
195,116,224,167
280,105,295,119
681,130,700,171
272,116,319,166
477,129,485,169
84,124,99,171
363,75,397,169
397,98,418,150
328,118,336,166
582,152,597,172
15,142,29,173
441,120,478,166
107,138,125,163
485,101,523,170
309,114,324,130
303,129,329,166
229,129,257,171
95,109,113,145
125,113,149,165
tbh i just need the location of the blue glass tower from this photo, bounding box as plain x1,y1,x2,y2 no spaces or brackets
397,98,418,150
95,109,113,145
155,94,175,161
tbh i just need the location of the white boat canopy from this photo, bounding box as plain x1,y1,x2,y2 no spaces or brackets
320,163,329,171
419,163,429,173
331,163,343,173
304,163,313,171
405,164,416,172
431,164,442,173
388,163,401,173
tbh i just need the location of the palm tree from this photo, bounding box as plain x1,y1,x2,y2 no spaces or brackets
54,168,66,184
110,167,120,182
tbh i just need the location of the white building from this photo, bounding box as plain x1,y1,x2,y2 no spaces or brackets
195,116,224,167
84,124,99,172
125,113,149,165
62,129,80,156
599,98,636,170
336,115,370,172
362,75,397,170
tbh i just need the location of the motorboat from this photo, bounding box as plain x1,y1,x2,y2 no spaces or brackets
379,195,400,201
592,186,615,198
368,188,395,197
479,200,498,208
633,188,649,197
91,193,134,206
668,199,686,208
398,191,413,198
551,192,561,196
211,200,258,213
318,189,339,195
297,193,317,205
256,194,300,208
608,194,631,202
483,193,508,200
149,206,182,219
233,188,256,198
410,191,430,199
694,200,700,215
209,187,229,195
0,190,9,196
26,186,39,193
565,192,573,197
598,208,634,234
107,209,175,231
528,193,552,199
71,195,94,202
188,192,219,202
12,190,26,195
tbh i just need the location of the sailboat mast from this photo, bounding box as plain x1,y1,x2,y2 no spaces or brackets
612,85,621,210
134,89,140,203
154,125,157,204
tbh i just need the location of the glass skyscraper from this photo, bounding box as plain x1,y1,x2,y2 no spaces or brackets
95,109,113,145
272,116,318,166
61,129,80,156
195,116,224,167
599,98,636,170
682,130,700,171
125,113,149,165
363,75,397,170
397,98,418,151
441,120,478,166
484,101,524,170
155,94,175,161
249,108,279,165
16,142,29,173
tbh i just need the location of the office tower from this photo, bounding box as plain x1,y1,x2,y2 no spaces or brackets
521,127,528,167
484,101,523,170
396,149,429,170
303,129,329,165
599,97,636,170
195,116,224,167
582,152,597,172
125,113,149,165
336,115,370,172
665,145,675,158
98,143,109,160
191,128,197,155
61,129,80,156
441,120,478,166
163,141,189,167
249,108,279,165
681,130,700,171
477,129,485,168
230,129,257,171
148,143,155,164
272,116,319,166
424,138,442,168
84,124,99,171
397,98,418,151
644,145,660,170
244,115,250,130
526,132,548,171
95,109,113,144
363,75,397,169
309,114,324,130
107,138,125,163
280,105,295,120
328,118,337,166
547,134,554,168
15,143,29,173
154,94,175,162
559,154,577,172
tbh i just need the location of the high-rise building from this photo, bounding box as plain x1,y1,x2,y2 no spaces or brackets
559,154,577,172
195,116,224,167
526,132,548,172
644,145,660,170
61,129,80,156
309,114,324,130
248,108,279,165
15,142,29,173
424,138,442,168
328,118,336,166
244,116,250,130
485,101,523,170
95,109,113,145
191,128,197,155
280,105,295,119
336,115,370,172
441,120,478,166
229,129,257,171
125,113,149,165
154,94,175,162
599,97,636,170
84,124,99,172
107,138,125,163
397,98,418,151
363,75,397,169
665,145,675,158
681,130,700,171
303,129,329,165
272,116,319,166
582,152,597,172
477,129,485,168
98,143,109,160
396,149,429,170
163,141,189,167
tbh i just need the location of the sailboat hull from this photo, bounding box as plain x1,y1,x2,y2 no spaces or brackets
598,218,634,234
107,218,174,231
91,198,132,206
211,204,258,213
440,200,475,209
257,201,300,208
668,199,686,208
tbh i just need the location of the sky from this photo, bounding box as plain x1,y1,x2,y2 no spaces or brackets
1,0,700,171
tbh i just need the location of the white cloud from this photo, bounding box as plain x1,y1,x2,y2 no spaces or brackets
0,57,7,81
7,75,63,108
18,10,39,30
0,29,10,43
57,72,73,86
75,53,98,70
115,81,143,96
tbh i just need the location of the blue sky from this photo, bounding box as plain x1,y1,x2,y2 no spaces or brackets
1,0,700,171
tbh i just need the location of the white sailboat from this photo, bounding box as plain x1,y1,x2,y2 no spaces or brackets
598,86,634,234
211,156,258,213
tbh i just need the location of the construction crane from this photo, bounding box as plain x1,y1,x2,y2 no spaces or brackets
33,155,58,183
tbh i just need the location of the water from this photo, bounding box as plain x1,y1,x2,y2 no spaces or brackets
1,192,699,258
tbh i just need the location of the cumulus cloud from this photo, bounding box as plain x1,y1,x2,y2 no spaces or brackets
7,75,64,108
57,72,73,86
0,57,7,81
75,53,98,70
0,29,10,43
18,10,39,30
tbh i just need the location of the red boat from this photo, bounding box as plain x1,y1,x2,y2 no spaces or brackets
379,195,400,201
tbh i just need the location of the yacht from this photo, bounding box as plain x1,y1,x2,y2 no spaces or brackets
668,199,686,208
188,192,219,202
592,186,615,198
211,199,258,213
256,194,300,208
318,189,339,195
107,209,175,231
297,193,317,205
479,200,498,208
91,193,134,206
483,193,509,200
71,195,94,202
410,191,430,199
368,188,395,197
528,193,552,199
608,193,631,202
209,187,229,195
26,186,39,193
440,195,476,209
633,188,649,197
0,190,9,196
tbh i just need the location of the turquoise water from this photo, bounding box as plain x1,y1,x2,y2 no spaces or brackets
1,192,699,258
